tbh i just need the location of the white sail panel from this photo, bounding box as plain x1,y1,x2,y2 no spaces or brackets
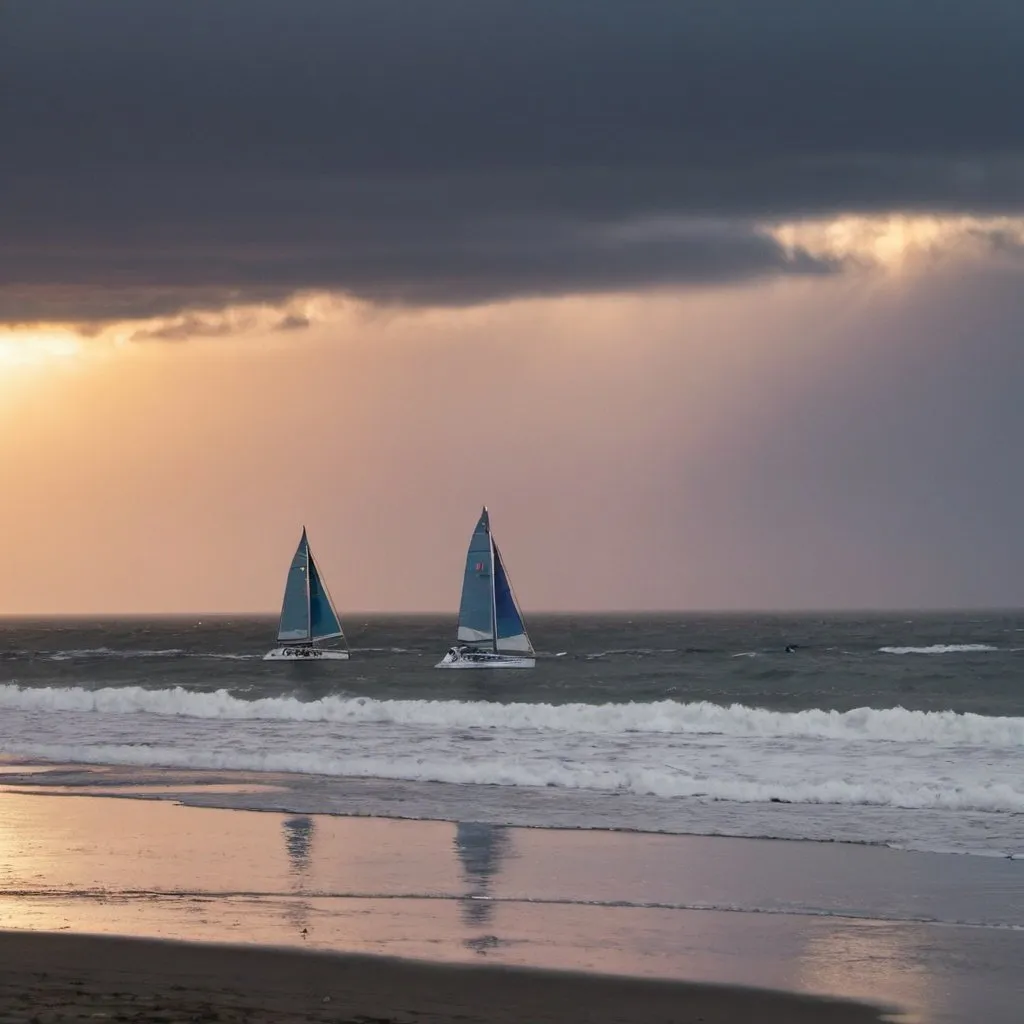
458,625,493,643
495,632,533,653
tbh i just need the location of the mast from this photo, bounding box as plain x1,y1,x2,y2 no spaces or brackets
487,507,498,652
303,527,312,647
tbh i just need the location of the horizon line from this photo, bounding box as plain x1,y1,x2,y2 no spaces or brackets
1,606,1024,620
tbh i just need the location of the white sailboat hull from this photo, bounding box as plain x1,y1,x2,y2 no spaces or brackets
435,647,535,669
263,646,350,661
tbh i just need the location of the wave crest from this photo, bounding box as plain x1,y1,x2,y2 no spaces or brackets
6,739,1024,814
879,644,998,655
0,685,1020,747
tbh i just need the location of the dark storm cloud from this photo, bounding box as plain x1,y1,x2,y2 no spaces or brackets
0,173,834,321
3,0,1024,322
130,313,252,342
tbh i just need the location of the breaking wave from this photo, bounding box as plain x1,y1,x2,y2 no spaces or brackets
5,739,1024,814
585,648,680,659
30,649,264,662
0,684,1020,747
879,644,999,655
47,647,187,661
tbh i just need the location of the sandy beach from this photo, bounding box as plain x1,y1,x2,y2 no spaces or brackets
0,931,889,1024
0,777,1019,1023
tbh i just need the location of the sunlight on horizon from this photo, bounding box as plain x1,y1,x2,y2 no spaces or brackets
0,330,84,369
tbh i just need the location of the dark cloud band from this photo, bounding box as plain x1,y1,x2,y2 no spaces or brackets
4,1,1024,322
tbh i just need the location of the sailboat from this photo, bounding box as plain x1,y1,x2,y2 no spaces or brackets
263,527,349,661
436,507,535,669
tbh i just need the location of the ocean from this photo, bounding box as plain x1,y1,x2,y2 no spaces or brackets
1,611,1021,860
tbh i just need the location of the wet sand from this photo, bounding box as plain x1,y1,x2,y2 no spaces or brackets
0,931,888,1024
0,784,1020,1023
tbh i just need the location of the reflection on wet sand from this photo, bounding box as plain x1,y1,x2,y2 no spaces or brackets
797,923,933,1024
281,815,315,937
283,815,315,875
454,822,513,953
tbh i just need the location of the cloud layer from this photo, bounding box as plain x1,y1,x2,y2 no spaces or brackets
5,1,1024,323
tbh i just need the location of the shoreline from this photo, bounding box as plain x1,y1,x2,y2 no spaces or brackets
0,930,892,1024
2,758,1019,860
3,771,896,849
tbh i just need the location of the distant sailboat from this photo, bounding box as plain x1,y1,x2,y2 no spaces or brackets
436,507,535,669
264,528,349,661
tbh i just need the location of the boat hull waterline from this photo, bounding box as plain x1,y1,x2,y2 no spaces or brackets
435,648,536,669
263,646,350,661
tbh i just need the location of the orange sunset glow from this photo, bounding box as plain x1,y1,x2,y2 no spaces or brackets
3,2,1024,616
0,248,1020,616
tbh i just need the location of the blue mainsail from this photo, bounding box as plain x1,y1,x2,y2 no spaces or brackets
456,509,495,645
276,528,345,645
456,508,532,653
277,529,312,642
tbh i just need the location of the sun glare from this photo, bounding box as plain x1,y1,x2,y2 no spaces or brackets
0,330,83,369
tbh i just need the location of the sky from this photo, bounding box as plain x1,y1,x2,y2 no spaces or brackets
3,0,1024,614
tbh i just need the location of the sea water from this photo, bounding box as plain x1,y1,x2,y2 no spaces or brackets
1,612,1021,859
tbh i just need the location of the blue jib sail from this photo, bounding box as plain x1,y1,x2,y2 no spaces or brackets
308,551,343,641
456,509,495,645
493,542,532,653
277,529,312,642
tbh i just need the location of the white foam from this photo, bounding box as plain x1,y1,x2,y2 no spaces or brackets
584,648,680,659
7,739,1024,814
350,647,420,656
47,647,186,661
0,685,1020,747
879,644,999,655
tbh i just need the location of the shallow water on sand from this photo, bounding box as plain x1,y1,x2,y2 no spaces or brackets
0,790,1020,1024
